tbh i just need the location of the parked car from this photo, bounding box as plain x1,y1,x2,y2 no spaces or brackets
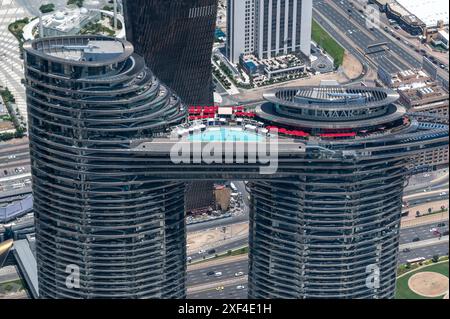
412,237,421,242
206,271,215,276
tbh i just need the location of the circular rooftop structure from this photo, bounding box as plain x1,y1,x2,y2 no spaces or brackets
23,35,133,67
257,86,404,130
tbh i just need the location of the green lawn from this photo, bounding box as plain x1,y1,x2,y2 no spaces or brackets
0,279,25,295
311,19,345,68
395,261,449,299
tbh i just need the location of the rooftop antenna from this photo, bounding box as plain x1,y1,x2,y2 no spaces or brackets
39,11,44,39
113,0,118,30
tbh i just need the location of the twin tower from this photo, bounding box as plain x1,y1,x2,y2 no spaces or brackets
22,1,448,299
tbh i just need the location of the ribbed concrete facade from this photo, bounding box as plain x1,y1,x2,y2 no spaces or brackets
24,36,187,298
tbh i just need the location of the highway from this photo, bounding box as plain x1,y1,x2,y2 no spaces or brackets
0,140,31,198
313,0,449,83
400,221,448,245
186,220,449,299
313,0,406,74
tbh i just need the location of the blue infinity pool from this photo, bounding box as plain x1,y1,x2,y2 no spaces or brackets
188,128,262,142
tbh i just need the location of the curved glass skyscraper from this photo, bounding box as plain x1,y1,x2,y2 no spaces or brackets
24,36,448,299
123,0,217,105
24,36,187,298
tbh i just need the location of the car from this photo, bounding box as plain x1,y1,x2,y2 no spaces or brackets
214,271,223,277
236,285,245,290
207,249,216,254
440,64,446,69
186,257,192,262
234,271,244,277
430,228,438,233
402,248,410,253
215,286,224,291
7,155,16,159
437,223,446,228
440,192,447,196
198,249,206,254
412,237,421,242
206,271,215,276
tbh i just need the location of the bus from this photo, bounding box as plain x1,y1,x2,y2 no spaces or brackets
406,257,426,264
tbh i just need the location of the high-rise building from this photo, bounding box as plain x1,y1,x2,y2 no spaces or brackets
227,0,257,64
23,39,448,299
123,0,217,105
126,86,448,298
227,0,312,64
24,36,187,298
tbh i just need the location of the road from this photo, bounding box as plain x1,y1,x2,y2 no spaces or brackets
400,222,448,245
186,220,449,299
0,265,19,284
313,0,449,83
0,139,31,198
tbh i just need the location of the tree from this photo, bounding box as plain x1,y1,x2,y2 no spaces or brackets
432,255,440,263
39,3,55,13
416,211,421,217
428,208,433,214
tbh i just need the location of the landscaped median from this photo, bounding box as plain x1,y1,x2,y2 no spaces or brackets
189,246,249,266
396,258,449,299
312,19,345,68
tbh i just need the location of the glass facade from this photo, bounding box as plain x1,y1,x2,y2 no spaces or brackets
24,36,449,299
123,0,217,105
24,36,187,298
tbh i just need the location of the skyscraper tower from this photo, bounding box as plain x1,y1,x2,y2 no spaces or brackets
105,85,445,299
123,0,217,105
23,40,448,299
24,36,187,298
227,0,313,63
